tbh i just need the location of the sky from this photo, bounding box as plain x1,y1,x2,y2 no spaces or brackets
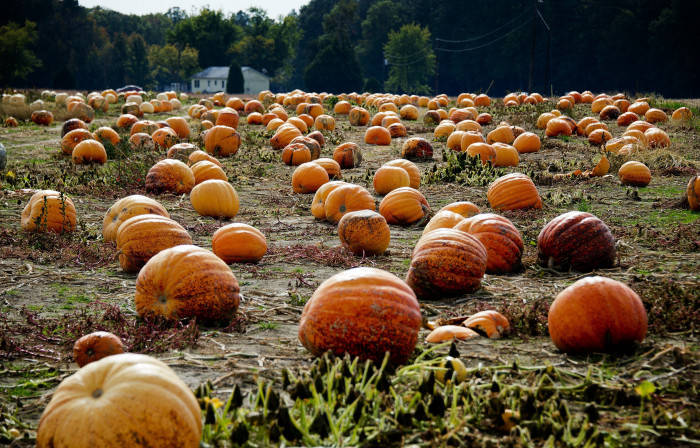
79,0,310,19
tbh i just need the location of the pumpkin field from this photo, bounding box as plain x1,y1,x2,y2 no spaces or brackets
0,89,698,447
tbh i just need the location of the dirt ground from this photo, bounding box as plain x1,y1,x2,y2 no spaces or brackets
0,93,698,446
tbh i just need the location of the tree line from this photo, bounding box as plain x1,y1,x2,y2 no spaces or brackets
1,0,698,97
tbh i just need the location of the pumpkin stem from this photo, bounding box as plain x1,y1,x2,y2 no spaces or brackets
92,388,103,398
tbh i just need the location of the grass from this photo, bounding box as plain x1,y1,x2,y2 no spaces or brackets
257,322,279,331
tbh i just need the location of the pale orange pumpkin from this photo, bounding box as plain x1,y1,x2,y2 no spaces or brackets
379,187,430,226
212,223,267,263
190,180,240,218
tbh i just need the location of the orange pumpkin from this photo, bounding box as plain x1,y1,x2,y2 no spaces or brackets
191,160,227,184
324,184,376,224
333,142,362,168
671,107,693,121
73,331,124,367
384,159,420,189
338,210,391,256
364,126,392,145
687,174,699,210
548,276,647,353
618,161,651,187
425,325,479,343
190,180,239,218
215,108,240,128
93,127,120,147
165,117,191,139
492,143,519,167
298,267,421,364
487,173,542,210
486,126,515,145
212,223,267,263
379,187,430,226
546,118,573,137
61,129,94,155
292,162,329,193
290,136,321,160
617,111,639,127
349,107,370,126
513,132,541,153
644,128,670,148
152,127,179,149
102,195,169,243
466,142,496,165
129,133,155,151
454,213,523,274
145,159,195,194
334,100,352,114
644,108,667,124
282,142,312,166
116,214,192,273
401,137,433,160
314,114,336,131
244,100,264,115
439,201,480,217
72,140,107,165
271,125,303,149
311,181,348,220
21,190,77,234
373,165,410,195
204,125,240,157
463,310,510,339
422,210,465,235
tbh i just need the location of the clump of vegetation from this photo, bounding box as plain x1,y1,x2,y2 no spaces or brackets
423,150,505,186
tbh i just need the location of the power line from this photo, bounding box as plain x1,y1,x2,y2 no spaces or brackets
434,17,534,53
435,7,534,44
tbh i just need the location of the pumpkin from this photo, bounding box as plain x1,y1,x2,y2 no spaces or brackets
129,133,155,151
536,112,556,129
166,142,197,160
476,113,492,125
191,160,227,184
487,173,542,210
644,108,667,124
591,155,610,176
36,353,201,448
406,228,488,299
187,150,221,167
548,276,647,353
384,159,420,189
145,159,195,194
333,142,362,168
671,107,693,121
290,136,321,160
190,180,240,218
423,110,441,126
400,137,433,160
61,118,88,136
338,210,391,256
308,130,325,147
116,214,192,273
439,201,480,218
454,213,523,274
546,118,573,137
282,142,312,166
486,126,515,145
400,104,419,120
130,120,159,136
387,122,407,138
214,108,239,129
165,117,191,138
298,267,421,365
324,184,376,224
463,310,510,339
313,158,341,179
618,161,651,187
459,131,485,152
686,174,699,210
364,126,392,145
616,111,639,127
422,210,465,235
446,131,466,151
204,125,240,156
334,100,352,114
93,127,120,147
513,132,541,153
455,120,481,133
314,114,336,131
627,120,654,133
492,143,519,167
102,195,169,243
292,162,329,193
311,181,348,219
244,100,264,115
434,122,456,139
212,223,267,264
373,165,410,195
4,116,18,127
425,325,479,343
348,107,370,126
61,129,94,155
151,127,179,149
537,211,615,272
466,142,496,165
598,105,620,121
588,128,613,146
73,331,124,367
287,116,309,133
644,128,670,148
271,125,303,149
21,190,77,233
72,140,107,165
247,112,263,125
379,187,430,226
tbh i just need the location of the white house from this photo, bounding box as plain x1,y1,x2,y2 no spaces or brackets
190,66,270,94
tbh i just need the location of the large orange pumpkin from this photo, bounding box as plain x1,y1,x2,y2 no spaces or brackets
191,160,227,184
548,276,647,353
72,140,108,165
190,180,240,218
270,125,302,149
454,213,523,274
311,181,347,220
282,142,312,166
487,173,542,210
204,125,240,157
145,159,195,194
324,184,376,224
21,190,77,233
298,267,421,365
688,174,700,211
36,353,201,448
618,161,651,187
400,137,433,160
373,165,410,195
61,129,94,155
292,162,329,193
337,210,391,256
333,142,362,169
102,195,169,243
438,201,480,218
364,126,392,145
212,223,267,264
378,187,431,226
422,210,465,235
384,159,420,189
406,228,488,299
116,214,192,273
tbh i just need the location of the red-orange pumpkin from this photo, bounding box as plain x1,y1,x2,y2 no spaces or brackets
73,331,125,367
454,213,523,274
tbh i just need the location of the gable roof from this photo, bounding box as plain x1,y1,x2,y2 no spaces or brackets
191,66,269,80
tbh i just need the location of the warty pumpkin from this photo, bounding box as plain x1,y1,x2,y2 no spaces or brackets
145,159,195,194
102,195,169,243
400,137,433,160
379,187,430,226
36,353,201,448
72,140,107,165
21,190,77,233
298,267,421,365
337,210,391,256
116,214,192,272
333,142,362,168
73,331,124,367
190,180,240,218
324,184,376,224
537,211,616,272
212,223,267,264
487,173,542,210
406,228,488,299
204,125,241,157
454,213,523,274
292,162,329,193
548,276,647,353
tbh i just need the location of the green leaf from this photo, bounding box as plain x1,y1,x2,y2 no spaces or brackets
634,381,655,398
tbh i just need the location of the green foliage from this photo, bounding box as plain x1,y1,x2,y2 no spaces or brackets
226,61,244,94
423,149,505,186
0,21,41,87
384,24,435,95
166,8,240,68
356,0,406,83
147,44,200,88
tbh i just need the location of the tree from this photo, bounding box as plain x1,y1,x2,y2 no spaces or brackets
148,44,200,89
128,33,149,86
167,8,240,68
384,24,435,94
227,61,244,93
0,21,41,87
356,0,405,84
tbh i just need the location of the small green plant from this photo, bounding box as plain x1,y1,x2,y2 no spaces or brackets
257,321,278,331
423,149,505,186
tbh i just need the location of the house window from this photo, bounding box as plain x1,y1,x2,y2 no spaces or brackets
208,80,211,87
194,80,200,88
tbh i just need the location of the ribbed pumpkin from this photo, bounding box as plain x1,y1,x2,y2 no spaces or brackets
165,116,191,138
102,195,169,243
618,161,651,187
190,180,239,218
72,140,107,165
384,159,420,189
333,142,362,168
349,107,370,126
204,125,240,156
400,137,433,161
21,190,77,233
513,132,541,153
492,143,519,167
466,142,496,165
487,173,542,210
61,129,94,155
215,108,239,128
290,136,321,160
271,125,302,149
379,187,431,226
486,126,515,145
545,118,573,137
311,181,347,219
298,267,421,365
337,210,391,256
191,160,227,184
364,126,391,145
406,228,488,299
292,162,329,193
439,201,480,218
537,211,616,272
145,159,195,194
688,175,700,211
212,223,267,264
188,150,221,167
422,210,465,235
282,142,312,166
373,165,410,195
324,184,376,224
454,213,523,274
548,276,647,353
73,331,124,367
116,214,192,272
36,354,201,448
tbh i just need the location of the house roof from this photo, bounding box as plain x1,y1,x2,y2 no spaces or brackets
191,66,269,80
